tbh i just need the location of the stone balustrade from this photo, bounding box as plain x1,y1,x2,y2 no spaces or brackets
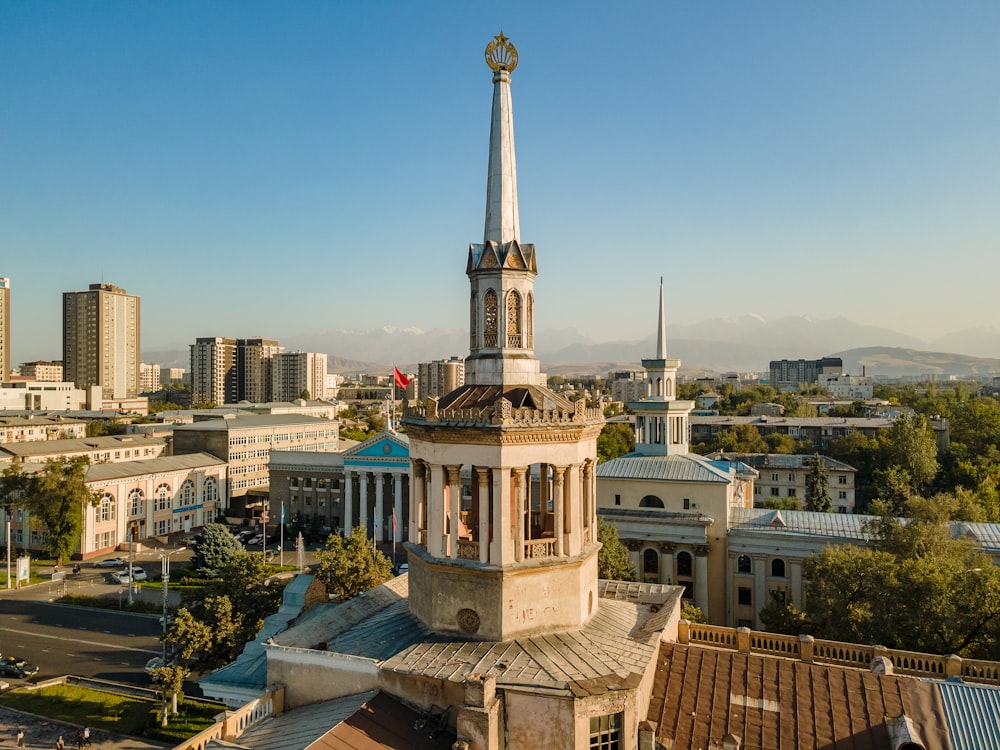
405,395,602,427
173,687,283,750
457,539,480,560
524,537,556,559
677,620,1000,686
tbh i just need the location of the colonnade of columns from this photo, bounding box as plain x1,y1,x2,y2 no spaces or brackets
634,542,711,618
408,459,598,566
343,468,408,542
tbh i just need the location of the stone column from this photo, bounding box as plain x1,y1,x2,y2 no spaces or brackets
374,471,385,542
344,470,353,534
753,555,768,629
513,468,527,562
448,465,462,559
393,472,403,543
582,461,594,544
476,467,490,564
539,463,550,534
563,464,577,556
552,467,565,557
492,468,512,565
790,559,803,609
694,547,710,620
410,461,425,545
428,464,445,558
358,471,369,537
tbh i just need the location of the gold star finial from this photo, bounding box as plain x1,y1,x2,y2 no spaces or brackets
485,32,518,73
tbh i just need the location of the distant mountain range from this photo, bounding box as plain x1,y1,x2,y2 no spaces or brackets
144,316,1000,379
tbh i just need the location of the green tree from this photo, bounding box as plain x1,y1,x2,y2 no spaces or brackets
315,527,393,600
0,458,98,563
762,496,802,511
597,422,635,463
764,432,797,454
169,554,286,670
299,389,311,400
596,519,636,581
715,424,768,454
804,453,832,512
758,592,809,635
191,523,245,578
151,664,190,722
680,601,708,624
878,415,939,492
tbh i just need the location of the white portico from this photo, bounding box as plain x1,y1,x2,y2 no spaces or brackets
403,33,605,642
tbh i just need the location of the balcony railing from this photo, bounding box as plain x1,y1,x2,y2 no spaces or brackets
524,537,556,560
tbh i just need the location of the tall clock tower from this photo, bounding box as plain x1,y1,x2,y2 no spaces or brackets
402,34,606,641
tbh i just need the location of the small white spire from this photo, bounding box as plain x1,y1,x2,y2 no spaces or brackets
483,34,520,245
656,276,667,359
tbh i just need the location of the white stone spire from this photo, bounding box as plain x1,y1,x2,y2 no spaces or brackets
483,33,519,245
656,276,667,359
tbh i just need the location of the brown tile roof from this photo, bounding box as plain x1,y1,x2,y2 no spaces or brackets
649,643,953,750
312,692,454,750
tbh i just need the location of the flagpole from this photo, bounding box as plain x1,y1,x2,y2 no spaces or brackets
280,502,284,568
391,363,396,432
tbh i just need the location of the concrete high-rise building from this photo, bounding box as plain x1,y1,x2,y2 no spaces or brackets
190,337,238,405
416,356,465,400
139,362,161,393
271,351,327,401
238,338,282,403
769,356,843,389
62,283,140,399
19,360,64,382
0,278,8,381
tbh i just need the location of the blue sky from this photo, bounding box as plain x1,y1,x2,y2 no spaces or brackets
2,2,998,364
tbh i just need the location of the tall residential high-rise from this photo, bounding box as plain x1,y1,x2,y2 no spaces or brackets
139,362,161,393
416,356,465,400
20,361,65,382
0,278,9,380
271,351,327,401
190,337,238,405
62,283,140,399
238,338,282,403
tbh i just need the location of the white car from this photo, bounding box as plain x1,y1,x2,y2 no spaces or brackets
94,557,126,568
110,567,148,584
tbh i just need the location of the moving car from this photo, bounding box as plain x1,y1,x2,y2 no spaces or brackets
0,656,38,679
246,534,265,546
94,557,126,568
145,656,165,681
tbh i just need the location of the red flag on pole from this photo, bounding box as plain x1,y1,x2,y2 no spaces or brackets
394,367,410,388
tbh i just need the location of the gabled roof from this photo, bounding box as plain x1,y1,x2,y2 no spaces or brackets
729,507,872,542
343,430,410,463
596,453,739,484
709,452,857,472
437,383,572,412
85,453,225,481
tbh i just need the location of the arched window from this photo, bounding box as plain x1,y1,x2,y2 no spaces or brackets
506,290,522,348
666,378,673,398
483,290,498,347
128,489,145,517
643,548,659,575
770,558,786,578
737,555,752,575
526,292,533,348
98,493,116,522
178,480,196,508
676,550,693,577
203,477,218,504
639,495,664,509
155,483,171,511
470,290,477,349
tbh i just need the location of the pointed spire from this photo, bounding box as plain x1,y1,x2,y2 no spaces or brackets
483,32,520,245
656,277,667,359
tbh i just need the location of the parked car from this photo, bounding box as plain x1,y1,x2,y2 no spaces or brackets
128,566,148,581
246,534,265,546
0,656,38,679
94,557,126,568
233,530,254,541
110,571,131,584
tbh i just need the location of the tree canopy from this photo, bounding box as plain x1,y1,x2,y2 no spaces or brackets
314,526,393,600
597,422,635,463
787,498,1000,659
597,519,636,581
191,523,245,577
0,458,97,563
804,453,832,512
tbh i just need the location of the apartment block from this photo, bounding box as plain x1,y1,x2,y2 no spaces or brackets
63,283,141,399
139,362,161,393
768,357,842,389
19,361,64,382
190,337,238,405
416,356,464,400
272,351,328,401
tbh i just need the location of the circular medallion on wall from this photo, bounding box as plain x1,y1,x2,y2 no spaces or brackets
457,608,481,635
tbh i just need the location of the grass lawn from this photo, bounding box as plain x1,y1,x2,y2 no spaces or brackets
0,683,222,743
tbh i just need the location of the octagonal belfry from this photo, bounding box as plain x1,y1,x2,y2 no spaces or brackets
402,34,606,642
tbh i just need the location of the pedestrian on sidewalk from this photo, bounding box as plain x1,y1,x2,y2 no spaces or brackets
55,734,64,749
16,728,24,748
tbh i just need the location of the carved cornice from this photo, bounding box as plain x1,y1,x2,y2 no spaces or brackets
622,539,643,552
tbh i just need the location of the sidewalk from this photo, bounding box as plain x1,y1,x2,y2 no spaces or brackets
0,707,169,750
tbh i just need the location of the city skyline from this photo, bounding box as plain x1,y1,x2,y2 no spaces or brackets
2,2,998,365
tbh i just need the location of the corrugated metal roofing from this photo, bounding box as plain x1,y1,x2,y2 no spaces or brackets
0,434,166,457
596,453,735,483
173,414,335,431
729,507,872,542
710,452,856,472
84,453,225,481
956,522,1000,552
936,679,1000,750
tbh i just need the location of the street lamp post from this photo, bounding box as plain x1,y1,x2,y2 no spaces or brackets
157,545,186,727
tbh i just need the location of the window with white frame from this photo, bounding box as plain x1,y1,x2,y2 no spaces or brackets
203,477,218,504
177,479,196,508
128,489,145,517
99,493,116,522
155,484,171,511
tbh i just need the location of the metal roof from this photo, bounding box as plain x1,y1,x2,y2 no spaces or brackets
935,679,1000,750
709,452,857,472
596,453,737,483
0,434,166,457
729,507,873,542
85,453,226,481
173,414,335,431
